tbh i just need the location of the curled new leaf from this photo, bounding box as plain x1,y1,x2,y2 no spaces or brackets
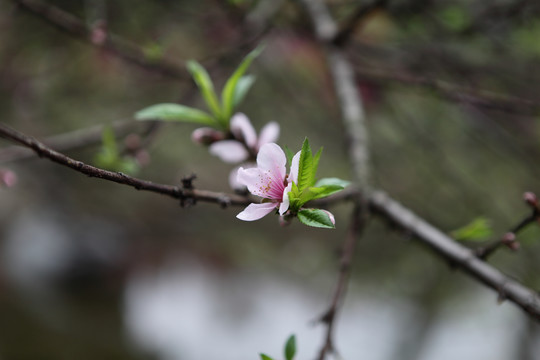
186,60,222,120
222,45,264,120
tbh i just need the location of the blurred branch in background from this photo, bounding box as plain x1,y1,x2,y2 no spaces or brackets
10,0,189,80
352,65,540,116
300,0,371,357
0,120,146,163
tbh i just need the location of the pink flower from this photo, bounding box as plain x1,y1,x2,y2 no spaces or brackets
208,113,279,164
236,143,300,221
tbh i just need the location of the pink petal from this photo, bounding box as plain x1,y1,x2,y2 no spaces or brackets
237,167,282,199
209,140,249,163
230,113,257,149
0,169,17,188
257,143,286,181
289,151,301,185
229,163,254,190
279,182,292,215
237,202,278,221
257,121,280,149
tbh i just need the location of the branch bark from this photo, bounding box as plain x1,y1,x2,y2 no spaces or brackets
0,122,250,207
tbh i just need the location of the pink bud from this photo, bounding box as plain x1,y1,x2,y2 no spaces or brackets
0,169,17,188
90,20,108,45
191,128,225,145
523,192,538,207
502,232,519,251
135,150,151,166
124,134,142,151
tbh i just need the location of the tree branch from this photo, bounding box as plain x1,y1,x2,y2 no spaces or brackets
369,191,540,320
3,121,540,322
0,122,250,207
316,204,364,360
300,0,372,358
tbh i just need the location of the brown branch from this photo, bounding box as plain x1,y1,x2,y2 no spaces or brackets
353,65,540,116
316,204,365,360
0,122,250,207
369,191,540,321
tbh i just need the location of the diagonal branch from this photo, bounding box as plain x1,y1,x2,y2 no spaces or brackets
369,191,540,321
0,122,250,207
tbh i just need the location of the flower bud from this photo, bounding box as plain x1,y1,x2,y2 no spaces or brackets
0,169,17,188
502,232,519,251
523,192,538,208
124,133,142,151
191,128,225,145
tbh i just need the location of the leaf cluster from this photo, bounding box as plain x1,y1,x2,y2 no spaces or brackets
287,138,349,229
135,46,263,129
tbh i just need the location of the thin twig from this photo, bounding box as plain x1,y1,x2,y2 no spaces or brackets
353,65,540,116
0,122,250,207
476,192,540,259
316,204,364,360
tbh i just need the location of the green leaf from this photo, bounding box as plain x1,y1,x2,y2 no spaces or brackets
315,177,351,188
135,103,216,125
233,75,256,108
186,60,223,120
312,147,322,178
297,209,335,229
101,126,118,155
259,354,274,360
296,138,314,192
298,184,344,204
221,45,264,120
284,335,296,360
450,217,493,242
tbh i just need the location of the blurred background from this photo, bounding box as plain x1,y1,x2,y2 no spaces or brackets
1,0,540,359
